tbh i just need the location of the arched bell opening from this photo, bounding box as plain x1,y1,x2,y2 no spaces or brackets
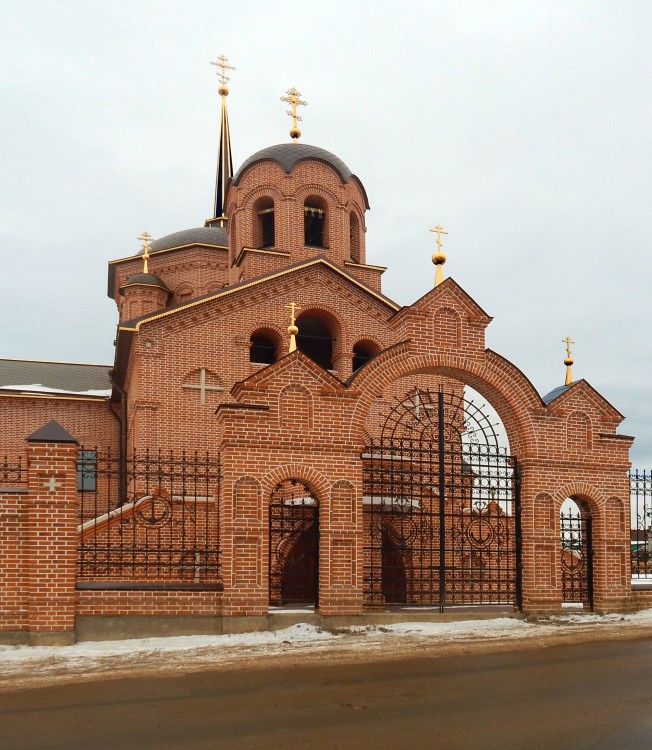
349,211,362,262
296,312,337,371
249,328,281,365
352,340,380,373
304,196,328,248
253,196,275,249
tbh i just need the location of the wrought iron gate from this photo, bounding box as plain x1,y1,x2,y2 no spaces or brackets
269,480,319,606
560,503,593,607
363,388,521,611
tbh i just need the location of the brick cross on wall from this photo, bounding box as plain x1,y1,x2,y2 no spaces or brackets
182,368,224,406
42,476,62,492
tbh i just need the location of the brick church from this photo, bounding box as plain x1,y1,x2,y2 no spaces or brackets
0,58,641,644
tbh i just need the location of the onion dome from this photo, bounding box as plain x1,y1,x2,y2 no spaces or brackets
120,272,169,291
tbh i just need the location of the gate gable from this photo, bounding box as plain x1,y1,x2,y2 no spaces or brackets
388,278,492,357
542,378,625,425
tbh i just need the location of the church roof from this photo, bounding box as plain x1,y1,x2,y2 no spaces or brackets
233,143,353,184
118,255,399,333
144,226,228,254
542,384,571,405
0,359,112,398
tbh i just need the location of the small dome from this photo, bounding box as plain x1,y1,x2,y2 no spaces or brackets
233,143,353,184
143,226,227,254
121,272,169,290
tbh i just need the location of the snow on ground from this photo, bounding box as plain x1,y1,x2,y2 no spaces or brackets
1,612,651,689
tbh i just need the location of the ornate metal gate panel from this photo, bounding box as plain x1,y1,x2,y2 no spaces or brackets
560,504,593,607
363,388,521,611
269,480,319,606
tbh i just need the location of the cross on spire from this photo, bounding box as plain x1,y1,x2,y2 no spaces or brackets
286,301,301,326
562,337,575,386
210,54,236,93
430,224,449,286
280,87,307,140
206,54,235,227
182,368,224,406
137,231,153,274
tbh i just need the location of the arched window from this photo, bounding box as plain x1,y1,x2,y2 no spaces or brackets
349,212,361,262
352,341,376,372
296,314,334,370
254,197,275,249
250,330,278,364
304,196,327,248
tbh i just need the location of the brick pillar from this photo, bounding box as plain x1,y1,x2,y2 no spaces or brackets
26,420,79,645
520,465,562,615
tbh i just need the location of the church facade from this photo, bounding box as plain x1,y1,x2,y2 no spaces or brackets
0,65,643,644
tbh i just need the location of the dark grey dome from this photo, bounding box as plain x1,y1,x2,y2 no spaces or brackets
121,272,169,290
233,143,353,184
144,226,227,254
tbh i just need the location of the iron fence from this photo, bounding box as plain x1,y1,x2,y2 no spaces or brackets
631,469,652,579
77,448,222,588
363,388,521,611
0,455,24,484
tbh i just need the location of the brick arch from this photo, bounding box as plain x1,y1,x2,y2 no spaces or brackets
346,344,542,457
295,183,340,206
261,464,330,504
242,184,285,208
553,482,606,534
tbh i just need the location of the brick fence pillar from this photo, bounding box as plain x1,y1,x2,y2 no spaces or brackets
26,420,79,645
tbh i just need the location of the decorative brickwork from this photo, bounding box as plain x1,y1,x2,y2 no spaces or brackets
0,119,641,643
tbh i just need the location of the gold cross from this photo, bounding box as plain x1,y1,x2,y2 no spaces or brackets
286,301,301,326
562,337,575,359
430,224,448,252
210,54,235,87
137,231,153,274
280,87,307,139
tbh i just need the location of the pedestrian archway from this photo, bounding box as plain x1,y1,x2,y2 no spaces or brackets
560,497,594,609
269,479,319,607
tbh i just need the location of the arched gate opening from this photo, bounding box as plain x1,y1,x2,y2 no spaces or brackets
363,387,522,612
269,479,319,607
560,498,594,609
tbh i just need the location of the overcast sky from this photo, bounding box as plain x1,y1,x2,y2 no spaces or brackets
1,1,650,466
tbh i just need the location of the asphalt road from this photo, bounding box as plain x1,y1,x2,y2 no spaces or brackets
2,638,652,750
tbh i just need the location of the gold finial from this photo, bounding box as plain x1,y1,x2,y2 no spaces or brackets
137,231,153,274
287,302,301,352
210,54,235,97
430,224,448,286
562,336,575,386
280,87,307,140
